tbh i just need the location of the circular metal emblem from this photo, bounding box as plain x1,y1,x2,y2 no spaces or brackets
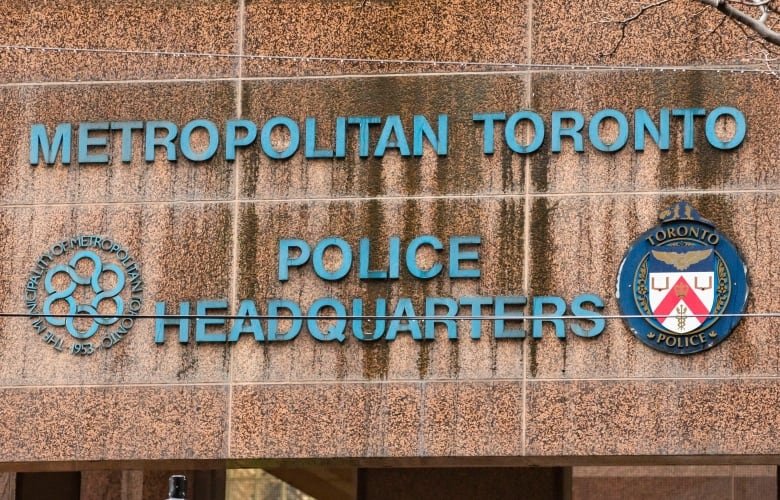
616,202,748,355
24,235,143,356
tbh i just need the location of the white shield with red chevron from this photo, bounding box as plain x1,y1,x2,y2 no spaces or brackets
647,246,716,334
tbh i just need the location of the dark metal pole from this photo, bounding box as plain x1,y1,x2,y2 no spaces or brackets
166,475,187,500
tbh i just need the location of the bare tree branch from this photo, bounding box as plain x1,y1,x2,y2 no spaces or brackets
724,9,780,58
694,12,730,40
696,0,780,45
733,0,770,6
599,0,675,58
600,0,780,68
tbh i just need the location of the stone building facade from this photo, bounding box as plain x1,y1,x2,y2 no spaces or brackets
0,0,778,498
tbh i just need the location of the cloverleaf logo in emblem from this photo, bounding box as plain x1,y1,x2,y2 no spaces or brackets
43,250,125,340
25,236,144,356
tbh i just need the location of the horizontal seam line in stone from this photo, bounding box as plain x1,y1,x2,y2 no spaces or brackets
0,382,230,389
0,65,776,87
0,77,238,88
1,188,777,210
3,376,780,390
226,376,780,385
0,44,774,72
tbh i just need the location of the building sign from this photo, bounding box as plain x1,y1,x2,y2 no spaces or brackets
20,97,753,356
154,235,606,344
21,206,751,356
616,201,749,354
25,236,144,355
28,107,746,165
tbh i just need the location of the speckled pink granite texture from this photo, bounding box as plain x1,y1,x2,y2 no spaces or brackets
0,0,778,467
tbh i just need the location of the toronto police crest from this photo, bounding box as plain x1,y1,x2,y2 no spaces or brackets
24,236,144,356
616,201,748,355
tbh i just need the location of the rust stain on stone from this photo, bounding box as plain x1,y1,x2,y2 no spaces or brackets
240,87,260,197
529,198,555,295
695,194,736,238
238,205,259,299
361,200,390,380
417,341,431,378
335,348,348,380
528,197,558,378
362,342,390,380
448,341,461,378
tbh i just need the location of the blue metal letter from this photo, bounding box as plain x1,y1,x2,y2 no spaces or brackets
307,298,347,342
449,236,481,278
459,296,493,339
424,297,458,340
405,236,443,279
352,298,386,341
228,299,265,341
30,123,72,165
386,298,423,340
388,236,401,279
305,117,335,159
145,121,178,162
705,106,746,150
494,296,526,338
181,119,219,162
347,116,381,157
195,299,228,342
226,119,258,160
78,122,110,164
334,117,347,158
278,239,311,281
359,238,388,279
110,121,143,162
505,111,544,154
532,296,567,338
352,299,387,341
473,112,506,154
267,300,302,341
313,237,352,281
570,294,605,338
588,109,629,152
413,114,448,156
634,109,670,151
154,301,190,343
375,115,411,157
551,111,584,153
261,116,300,159
672,108,706,150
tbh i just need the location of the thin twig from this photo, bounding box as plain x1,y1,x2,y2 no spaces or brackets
696,0,780,44
733,0,771,6
599,0,675,58
694,12,730,39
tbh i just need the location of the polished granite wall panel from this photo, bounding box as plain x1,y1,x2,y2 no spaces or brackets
529,71,780,194
231,197,525,383
0,203,233,386
0,0,239,82
231,383,420,458
240,75,527,199
0,385,228,462
230,381,522,458
419,381,523,457
0,0,776,466
525,379,780,456
243,0,529,77
526,193,780,379
2,82,236,205
533,0,754,65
